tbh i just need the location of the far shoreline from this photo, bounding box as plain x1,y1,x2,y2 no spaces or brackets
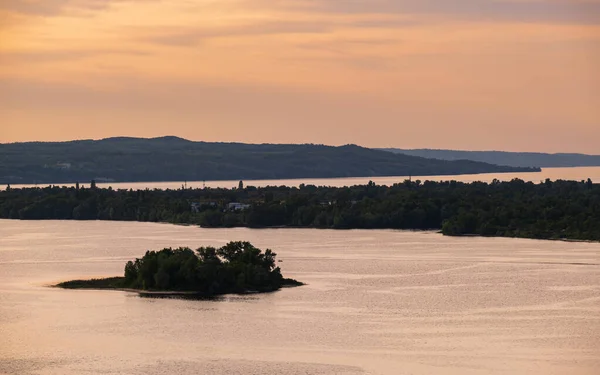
7,218,599,244
0,167,543,189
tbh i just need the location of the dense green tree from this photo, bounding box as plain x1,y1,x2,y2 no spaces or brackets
57,242,299,294
117,242,291,293
2,179,600,241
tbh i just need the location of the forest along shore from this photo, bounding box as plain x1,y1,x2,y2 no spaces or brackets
1,178,599,242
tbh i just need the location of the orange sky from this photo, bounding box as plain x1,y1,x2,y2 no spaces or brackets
1,0,599,152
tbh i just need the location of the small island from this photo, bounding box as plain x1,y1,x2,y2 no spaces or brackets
57,241,302,297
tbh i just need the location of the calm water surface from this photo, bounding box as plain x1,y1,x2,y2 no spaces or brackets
4,166,600,190
1,220,599,375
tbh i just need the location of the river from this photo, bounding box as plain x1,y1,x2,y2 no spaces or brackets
1,220,599,374
3,166,600,190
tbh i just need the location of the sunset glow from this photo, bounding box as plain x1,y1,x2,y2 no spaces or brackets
1,0,599,152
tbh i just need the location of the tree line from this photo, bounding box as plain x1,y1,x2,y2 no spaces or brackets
58,241,301,294
1,178,599,241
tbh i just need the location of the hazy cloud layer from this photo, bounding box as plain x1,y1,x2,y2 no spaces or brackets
3,0,118,16
5,0,600,22
1,0,599,151
140,21,333,47
279,0,600,23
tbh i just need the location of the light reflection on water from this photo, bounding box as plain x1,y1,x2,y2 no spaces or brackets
3,166,600,190
1,220,599,375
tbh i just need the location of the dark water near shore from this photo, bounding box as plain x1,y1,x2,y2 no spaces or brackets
1,220,599,374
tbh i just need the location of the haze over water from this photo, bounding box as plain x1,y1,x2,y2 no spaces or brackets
3,166,600,191
1,220,599,375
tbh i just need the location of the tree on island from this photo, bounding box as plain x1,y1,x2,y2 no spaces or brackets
58,241,302,295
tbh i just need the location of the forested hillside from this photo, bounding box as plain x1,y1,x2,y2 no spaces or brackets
382,148,600,168
0,137,538,184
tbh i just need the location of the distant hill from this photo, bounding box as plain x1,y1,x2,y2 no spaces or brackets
0,137,539,184
381,149,600,168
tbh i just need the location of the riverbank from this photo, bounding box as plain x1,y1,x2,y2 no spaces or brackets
55,277,303,298
2,179,599,242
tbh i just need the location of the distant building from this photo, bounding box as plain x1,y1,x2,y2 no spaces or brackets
319,200,336,206
191,202,218,213
227,202,251,211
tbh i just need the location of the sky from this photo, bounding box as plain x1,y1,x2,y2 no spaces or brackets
0,0,599,153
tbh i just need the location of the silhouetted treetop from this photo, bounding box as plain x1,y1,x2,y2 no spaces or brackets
58,241,301,295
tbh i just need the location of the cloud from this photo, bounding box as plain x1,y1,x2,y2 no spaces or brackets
273,0,600,24
1,0,114,16
128,0,600,52
6,0,598,23
287,37,403,70
1,75,598,153
138,21,333,47
3,0,600,25
1,0,598,153
0,0,162,18
0,49,150,64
